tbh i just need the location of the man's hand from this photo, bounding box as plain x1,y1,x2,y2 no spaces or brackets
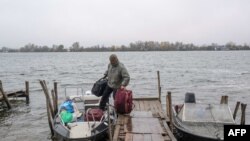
120,86,126,90
103,74,108,78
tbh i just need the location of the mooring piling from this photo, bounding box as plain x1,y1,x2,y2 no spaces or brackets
233,101,241,120
39,80,59,138
25,81,30,104
40,80,55,118
167,91,173,132
240,103,247,125
157,70,161,103
108,103,113,141
0,80,12,109
220,95,228,104
54,82,58,114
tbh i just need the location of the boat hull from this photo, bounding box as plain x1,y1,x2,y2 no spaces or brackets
53,121,109,141
173,123,223,141
54,132,107,141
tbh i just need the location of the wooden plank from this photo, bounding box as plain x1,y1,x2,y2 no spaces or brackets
124,116,132,133
130,111,153,118
158,119,167,136
144,100,151,111
149,101,160,118
125,133,133,141
162,120,177,141
119,136,125,141
152,101,159,111
151,134,165,141
133,101,140,111
148,101,154,111
125,118,165,134
116,98,176,141
133,97,159,101
144,134,152,141
155,101,163,110
153,118,164,134
113,125,120,141
154,101,161,114
136,100,141,111
117,114,128,125
139,100,145,111
155,102,166,119
143,100,149,111
132,134,144,141
148,100,154,111
124,115,131,125
164,135,171,141
165,116,170,122
6,90,25,97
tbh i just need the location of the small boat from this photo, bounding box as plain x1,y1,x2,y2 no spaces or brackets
172,93,236,141
53,88,116,141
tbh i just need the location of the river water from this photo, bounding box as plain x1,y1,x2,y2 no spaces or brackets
0,51,250,141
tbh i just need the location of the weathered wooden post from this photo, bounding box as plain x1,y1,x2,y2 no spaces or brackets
224,95,228,104
40,80,55,137
220,96,224,104
108,103,113,141
233,101,241,120
240,103,247,125
157,71,161,102
51,89,56,115
167,91,173,132
40,80,55,118
220,95,228,104
54,82,58,115
166,94,169,118
0,80,3,100
46,97,54,137
25,81,30,104
0,80,12,109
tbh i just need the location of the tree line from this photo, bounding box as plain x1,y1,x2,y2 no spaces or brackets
1,41,250,52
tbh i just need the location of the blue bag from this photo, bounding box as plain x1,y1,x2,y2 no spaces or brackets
61,100,74,113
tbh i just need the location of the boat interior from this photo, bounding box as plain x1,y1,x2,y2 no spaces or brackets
54,89,111,139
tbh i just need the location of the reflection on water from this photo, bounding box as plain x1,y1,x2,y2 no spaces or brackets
0,51,250,141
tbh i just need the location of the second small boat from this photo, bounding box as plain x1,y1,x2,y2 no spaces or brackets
172,93,236,141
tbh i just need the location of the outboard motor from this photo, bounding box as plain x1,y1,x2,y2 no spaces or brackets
185,92,196,103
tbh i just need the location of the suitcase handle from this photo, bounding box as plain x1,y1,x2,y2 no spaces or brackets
97,75,108,82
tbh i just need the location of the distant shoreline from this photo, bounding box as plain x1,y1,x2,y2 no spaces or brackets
1,50,250,53
1,41,249,52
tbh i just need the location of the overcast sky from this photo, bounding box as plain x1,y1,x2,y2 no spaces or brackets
0,0,250,48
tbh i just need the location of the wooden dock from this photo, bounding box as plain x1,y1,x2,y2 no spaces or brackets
113,97,176,141
0,80,30,109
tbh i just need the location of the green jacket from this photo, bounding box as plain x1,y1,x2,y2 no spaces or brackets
104,62,130,89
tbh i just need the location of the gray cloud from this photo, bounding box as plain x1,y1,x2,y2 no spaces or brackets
0,0,250,48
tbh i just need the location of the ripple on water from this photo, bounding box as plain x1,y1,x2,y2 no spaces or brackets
1,51,250,141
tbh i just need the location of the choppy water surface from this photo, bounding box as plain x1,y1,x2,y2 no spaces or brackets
0,51,250,141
